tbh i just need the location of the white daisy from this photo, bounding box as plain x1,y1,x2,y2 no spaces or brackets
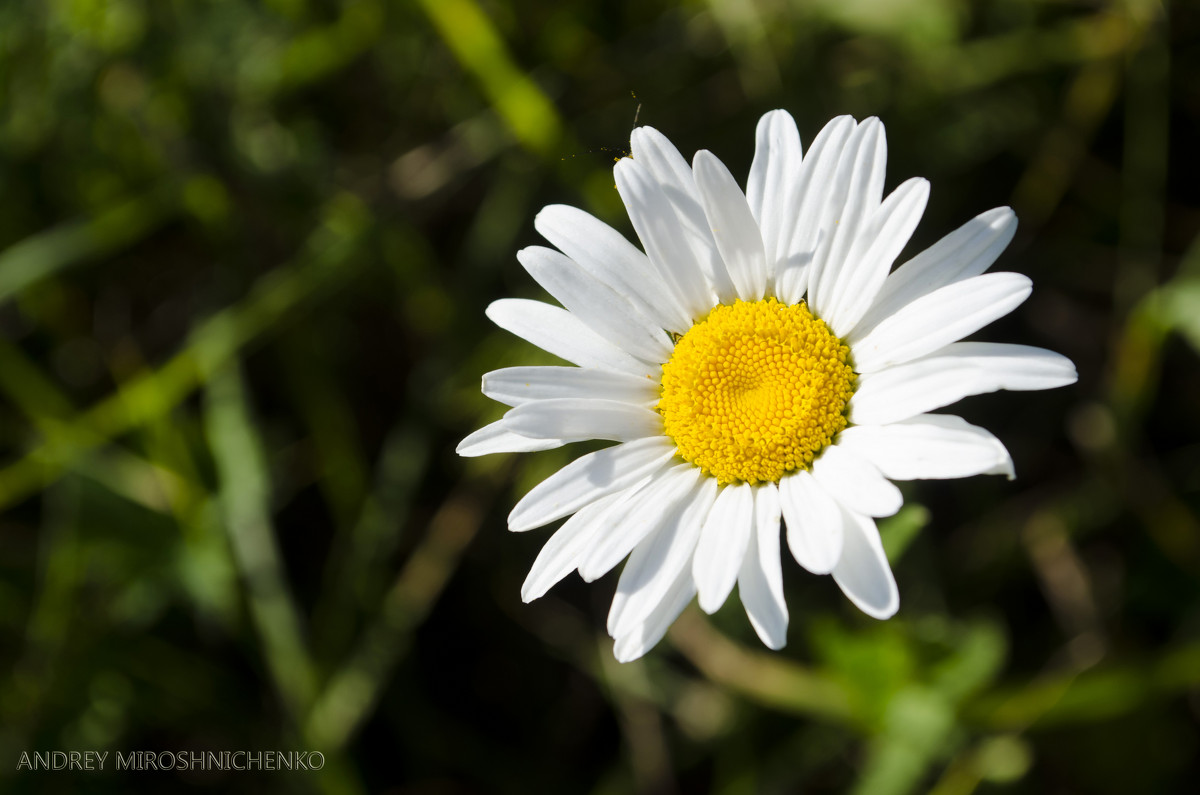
459,111,1077,662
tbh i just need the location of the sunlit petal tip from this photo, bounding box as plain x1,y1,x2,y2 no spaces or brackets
612,565,696,662
738,482,789,648
456,420,564,458
761,108,796,123
832,511,899,620
781,470,844,575
629,124,670,153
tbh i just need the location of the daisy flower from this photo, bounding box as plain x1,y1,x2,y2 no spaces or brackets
459,111,1077,662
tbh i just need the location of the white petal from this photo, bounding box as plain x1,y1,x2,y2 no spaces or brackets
810,118,887,318
629,126,702,202
780,469,844,574
612,563,696,663
516,246,673,363
693,482,754,614
580,464,702,582
628,127,737,304
776,115,856,305
486,299,652,376
521,490,638,601
832,510,899,619
826,177,930,337
811,445,903,518
737,482,788,649
945,342,1079,389
503,398,663,443
837,414,1015,480
456,419,565,457
746,110,803,283
848,342,1078,425
850,272,1033,373
608,477,717,638
693,149,767,301
535,204,690,333
483,366,661,408
614,158,719,320
508,437,677,532
854,207,1017,338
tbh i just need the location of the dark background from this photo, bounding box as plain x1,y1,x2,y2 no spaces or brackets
1,0,1198,792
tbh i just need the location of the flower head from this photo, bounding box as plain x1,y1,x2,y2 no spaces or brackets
460,111,1077,662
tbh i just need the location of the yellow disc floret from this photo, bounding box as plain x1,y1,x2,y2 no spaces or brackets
657,298,856,485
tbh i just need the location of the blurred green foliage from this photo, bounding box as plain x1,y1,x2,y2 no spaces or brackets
0,0,1197,792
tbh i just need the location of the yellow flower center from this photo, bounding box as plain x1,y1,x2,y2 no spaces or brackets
657,298,856,485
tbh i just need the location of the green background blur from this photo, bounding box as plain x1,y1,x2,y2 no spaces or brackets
0,0,1197,792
